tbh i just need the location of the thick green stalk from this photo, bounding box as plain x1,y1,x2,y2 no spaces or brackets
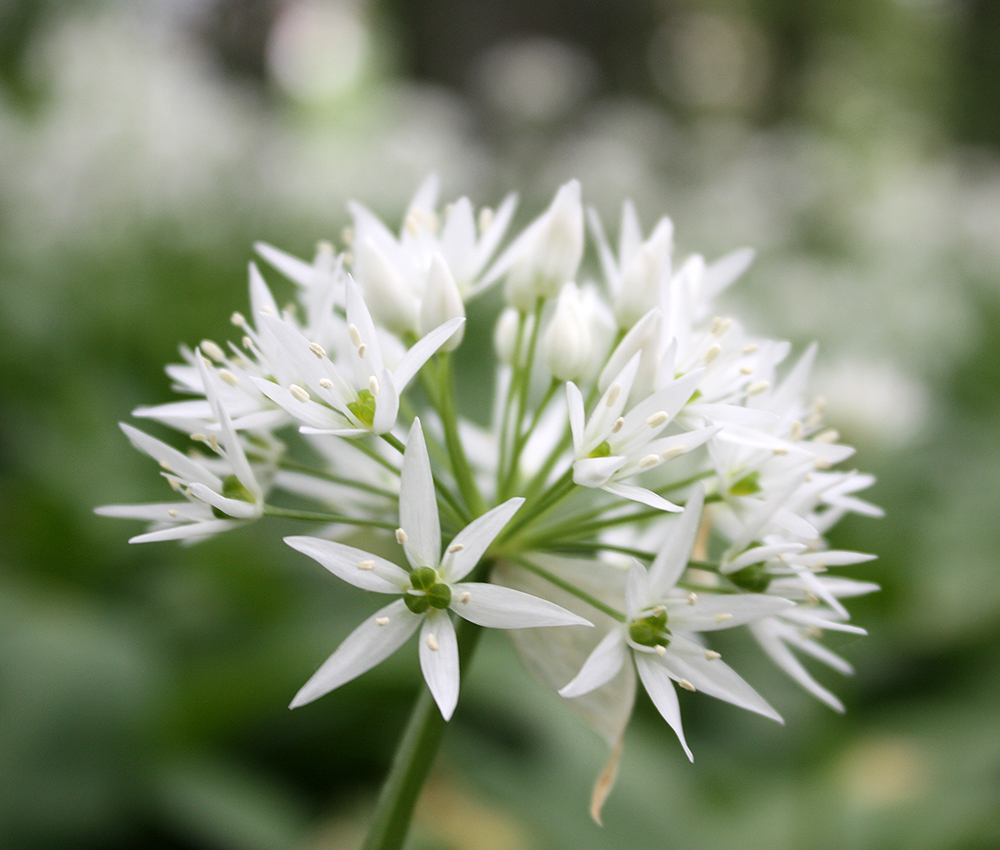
360,615,483,850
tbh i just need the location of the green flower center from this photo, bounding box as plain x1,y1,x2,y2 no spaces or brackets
404,566,452,614
729,470,761,496
728,561,772,593
588,440,612,458
347,389,377,428
212,474,256,518
629,608,670,648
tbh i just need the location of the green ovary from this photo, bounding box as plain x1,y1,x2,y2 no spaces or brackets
212,474,256,518
588,441,612,458
404,566,452,614
629,609,670,648
347,389,377,428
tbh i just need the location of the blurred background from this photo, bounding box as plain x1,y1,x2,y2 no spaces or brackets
2,0,999,848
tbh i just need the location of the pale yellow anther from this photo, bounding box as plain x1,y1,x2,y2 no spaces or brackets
447,543,465,554
316,239,334,256
773,447,789,456
309,342,326,359
169,478,182,491
703,343,721,364
290,384,310,403
790,420,804,441
357,560,375,571
369,375,381,397
376,616,389,626
714,613,733,623
349,324,362,347
742,343,759,354
209,434,219,452
319,378,333,389
747,380,770,396
242,336,253,349
159,459,171,470
778,553,789,563
190,433,207,443
811,561,827,571
679,678,696,692
341,226,354,247
652,605,666,616
201,340,225,362
261,305,276,315
357,343,367,359
638,454,660,469
426,633,439,651
231,311,246,326
740,366,754,375
661,445,687,461
168,509,179,518
711,316,732,336
219,369,239,387
804,626,823,639
460,592,471,604
814,458,832,470
705,650,721,661
815,429,840,444
647,411,669,428
605,383,621,407
687,592,698,606
395,528,408,544
655,645,666,657
806,592,820,605
611,417,625,434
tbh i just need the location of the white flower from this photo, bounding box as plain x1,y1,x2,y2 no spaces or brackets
254,277,463,435
567,354,717,510
559,487,789,758
284,419,591,719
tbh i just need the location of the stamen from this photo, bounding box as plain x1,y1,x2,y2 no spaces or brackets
341,226,354,247
773,447,789,456
714,613,733,623
169,479,181,491
159,459,171,470
740,366,753,375
646,411,668,428
815,429,840,444
655,645,666,656
369,375,380,397
703,343,721,364
747,380,770,396
231,311,246,326
309,342,326,359
652,605,666,616
806,592,820,605
426,634,439,651
460,592,471,604
611,417,625,434
678,678,696,692
319,378,333,389
742,343,759,354
804,626,823,639
242,336,253,349
638,454,660,469
661,445,687,461
605,384,621,407
447,543,464,553
478,207,494,234
290,384,310,403
395,528,408,544
201,340,225,362
711,317,732,336
190,433,207,443
167,509,179,518
357,560,375,571
209,434,218,452
790,420,804,441
705,650,721,661
357,343,367,359
376,616,389,626
687,592,698,605
219,369,239,386
814,458,832,470
261,305,276,315
348,324,362,347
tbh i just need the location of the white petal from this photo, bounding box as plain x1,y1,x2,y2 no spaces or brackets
128,519,241,544
750,621,845,712
399,419,441,568
252,379,350,431
671,593,793,632
442,498,524,582
451,582,592,629
284,536,410,593
290,599,420,708
559,628,628,698
371,366,400,435
600,481,681,512
634,654,693,761
648,484,704,597
187,483,260,519
254,243,317,289
625,561,649,618
119,424,220,490
663,635,782,723
566,382,586,452
419,611,460,720
574,455,627,488
393,317,466,392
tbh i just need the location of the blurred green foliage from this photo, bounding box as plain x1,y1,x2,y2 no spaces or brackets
2,1,999,848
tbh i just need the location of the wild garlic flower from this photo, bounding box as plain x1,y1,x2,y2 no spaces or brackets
100,178,879,818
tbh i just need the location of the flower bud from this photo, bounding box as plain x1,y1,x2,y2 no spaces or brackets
494,308,521,365
614,217,673,329
420,253,465,351
545,283,590,381
353,235,419,336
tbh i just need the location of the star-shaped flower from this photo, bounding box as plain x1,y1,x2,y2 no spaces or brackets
285,418,591,719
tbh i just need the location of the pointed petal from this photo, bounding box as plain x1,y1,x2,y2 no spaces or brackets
625,561,649,618
750,621,845,712
574,455,628,488
254,243,316,289
648,484,704,597
420,611,460,720
442,498,524,582
559,629,628,697
399,419,440,568
566,382,585,452
284,536,410,592
129,519,241,544
601,481,682,512
187,483,259,519
452,582,592,629
634,654,692,761
371,366,400,435
119,423,221,490
393,317,466,392
672,593,793,632
290,599,420,708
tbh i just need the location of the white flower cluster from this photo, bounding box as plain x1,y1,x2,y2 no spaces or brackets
99,176,879,814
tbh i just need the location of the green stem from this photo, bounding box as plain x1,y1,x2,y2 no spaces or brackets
360,611,484,850
508,555,626,623
501,300,545,498
261,505,396,529
429,354,485,516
